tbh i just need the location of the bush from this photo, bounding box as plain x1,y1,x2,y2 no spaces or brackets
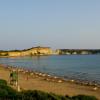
0,79,7,85
20,90,68,100
0,79,19,99
72,95,98,100
0,84,18,95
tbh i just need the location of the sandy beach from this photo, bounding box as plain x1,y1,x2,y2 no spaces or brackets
0,64,100,100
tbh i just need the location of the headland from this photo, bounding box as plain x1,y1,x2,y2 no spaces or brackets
0,46,100,57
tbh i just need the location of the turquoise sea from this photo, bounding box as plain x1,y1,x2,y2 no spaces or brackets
0,55,100,84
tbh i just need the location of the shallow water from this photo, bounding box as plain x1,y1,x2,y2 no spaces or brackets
0,55,100,83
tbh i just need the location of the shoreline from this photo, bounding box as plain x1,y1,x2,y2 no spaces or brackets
1,64,100,88
0,54,100,58
0,64,100,99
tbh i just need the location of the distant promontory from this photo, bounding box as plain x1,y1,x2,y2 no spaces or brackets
0,46,100,57
0,46,52,57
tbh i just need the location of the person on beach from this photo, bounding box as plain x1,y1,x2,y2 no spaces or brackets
10,69,18,86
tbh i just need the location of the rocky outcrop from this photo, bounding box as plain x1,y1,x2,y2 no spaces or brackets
1,47,100,57
0,46,53,57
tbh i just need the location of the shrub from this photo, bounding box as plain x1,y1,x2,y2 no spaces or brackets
0,79,7,85
0,79,19,99
72,95,98,100
20,90,70,100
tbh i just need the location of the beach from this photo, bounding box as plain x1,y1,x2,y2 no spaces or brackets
0,64,100,100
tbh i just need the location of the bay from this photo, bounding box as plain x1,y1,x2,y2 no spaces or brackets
0,55,100,83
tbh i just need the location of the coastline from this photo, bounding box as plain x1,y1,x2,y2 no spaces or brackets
0,46,100,57
1,63,100,87
0,64,100,100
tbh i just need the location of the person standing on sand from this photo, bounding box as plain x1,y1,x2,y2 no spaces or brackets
10,69,18,86
9,69,21,91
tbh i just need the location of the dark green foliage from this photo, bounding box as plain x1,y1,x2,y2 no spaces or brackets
72,95,98,100
0,79,7,85
0,84,17,96
0,79,98,100
20,90,68,100
0,79,19,100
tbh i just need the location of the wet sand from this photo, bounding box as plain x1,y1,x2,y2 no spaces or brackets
0,64,100,100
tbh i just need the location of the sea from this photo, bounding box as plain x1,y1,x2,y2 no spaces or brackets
0,55,100,84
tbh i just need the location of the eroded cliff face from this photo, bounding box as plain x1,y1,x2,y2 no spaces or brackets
7,47,53,57
29,47,52,55
1,47,99,57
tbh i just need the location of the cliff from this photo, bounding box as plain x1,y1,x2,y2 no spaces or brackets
0,46,53,57
0,47,100,57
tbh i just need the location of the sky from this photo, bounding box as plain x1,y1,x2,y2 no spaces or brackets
0,0,100,50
